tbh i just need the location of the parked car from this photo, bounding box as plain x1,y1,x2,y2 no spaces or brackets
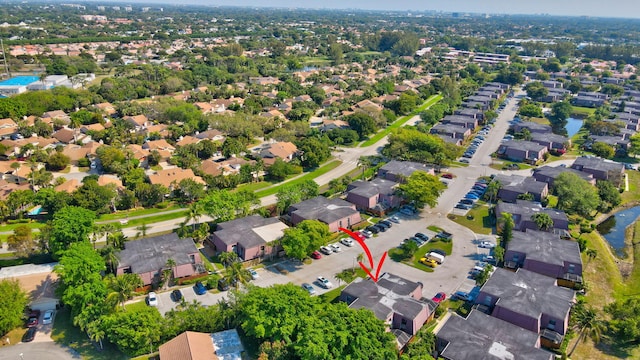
460,199,474,205
376,221,390,230
430,249,447,257
301,283,316,295
147,292,158,307
194,281,207,295
317,276,333,289
415,233,429,242
432,292,446,304
388,216,400,224
366,226,379,234
249,268,259,280
483,255,496,264
329,243,342,253
171,289,183,302
353,231,366,241
311,251,322,259
410,237,425,246
464,193,480,200
361,230,373,238
479,241,496,248
459,158,470,164
419,257,438,267
441,173,453,179
375,224,387,232
42,310,54,325
455,203,472,210
217,278,230,291
319,246,333,255
27,310,40,328
452,291,473,302
23,327,36,342
340,238,354,247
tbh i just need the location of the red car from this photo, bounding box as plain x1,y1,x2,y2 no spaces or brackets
354,231,366,241
27,310,40,327
441,173,454,179
311,251,322,259
432,292,446,304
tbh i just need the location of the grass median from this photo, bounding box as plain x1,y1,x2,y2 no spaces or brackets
255,159,342,198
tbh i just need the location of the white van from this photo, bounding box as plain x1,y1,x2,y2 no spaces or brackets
427,252,445,264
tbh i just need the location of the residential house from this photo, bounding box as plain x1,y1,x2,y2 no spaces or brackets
530,132,569,153
94,102,117,116
123,114,149,130
495,200,569,234
0,118,18,139
340,273,435,348
260,141,297,165
497,140,548,163
572,95,605,108
511,122,552,134
193,102,214,114
116,233,203,286
442,115,478,129
541,88,571,103
587,135,630,155
79,123,106,134
346,178,400,214
55,179,81,193
505,230,582,285
97,175,124,190
540,80,563,89
143,139,175,161
287,196,361,232
126,144,150,165
0,180,30,200
176,136,201,147
195,129,226,143
571,156,625,185
453,108,484,121
210,215,288,261
532,166,596,187
41,110,70,125
476,268,575,346
436,310,553,360
148,168,205,190
52,128,76,144
430,123,472,140
249,76,281,85
492,175,549,203
159,329,245,360
377,160,435,183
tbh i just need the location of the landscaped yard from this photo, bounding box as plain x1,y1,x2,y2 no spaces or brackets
254,159,342,197
388,238,453,273
449,205,493,235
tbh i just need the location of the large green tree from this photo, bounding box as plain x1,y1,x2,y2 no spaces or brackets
0,279,28,336
280,220,329,260
100,306,164,357
49,206,97,257
395,171,446,208
554,172,601,217
276,180,319,214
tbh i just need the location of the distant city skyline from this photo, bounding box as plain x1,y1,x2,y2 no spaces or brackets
168,0,638,19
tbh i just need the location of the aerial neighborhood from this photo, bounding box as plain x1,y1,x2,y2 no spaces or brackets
0,3,640,360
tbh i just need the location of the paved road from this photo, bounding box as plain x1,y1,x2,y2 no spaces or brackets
0,341,79,360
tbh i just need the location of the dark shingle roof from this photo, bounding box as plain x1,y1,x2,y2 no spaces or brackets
214,215,288,249
509,230,582,267
118,233,197,274
347,178,397,198
572,156,625,173
437,310,554,360
289,196,358,225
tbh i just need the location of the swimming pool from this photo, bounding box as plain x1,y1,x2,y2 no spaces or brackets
0,76,40,86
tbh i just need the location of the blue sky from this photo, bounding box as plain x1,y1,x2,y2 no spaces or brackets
198,0,640,19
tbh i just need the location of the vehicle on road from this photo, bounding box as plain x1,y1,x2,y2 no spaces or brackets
249,269,259,280
319,246,333,255
301,283,316,295
479,241,496,248
42,310,54,324
419,257,438,267
340,238,354,247
194,281,207,295
147,292,158,307
23,327,37,342
171,289,183,302
329,243,342,253
311,251,322,259
432,292,446,304
317,276,333,289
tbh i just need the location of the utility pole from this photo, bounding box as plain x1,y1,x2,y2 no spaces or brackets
0,38,9,78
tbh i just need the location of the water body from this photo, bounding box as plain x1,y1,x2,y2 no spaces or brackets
565,117,584,138
596,205,640,257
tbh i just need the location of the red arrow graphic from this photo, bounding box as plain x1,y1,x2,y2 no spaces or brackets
339,227,387,282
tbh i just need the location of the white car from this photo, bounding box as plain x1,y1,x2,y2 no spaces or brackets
388,216,400,224
249,269,259,280
42,310,54,325
361,230,373,238
329,243,342,253
148,292,158,307
479,241,496,249
317,276,333,289
319,246,332,255
340,238,354,247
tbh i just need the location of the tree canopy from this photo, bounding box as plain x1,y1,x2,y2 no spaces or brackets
554,172,601,217
49,206,97,257
0,279,28,336
396,171,446,208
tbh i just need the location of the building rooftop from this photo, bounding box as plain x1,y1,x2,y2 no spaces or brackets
480,268,574,320
512,122,552,133
495,200,568,227
509,230,582,267
493,175,547,195
117,233,197,274
214,215,288,249
378,160,433,179
533,166,594,183
499,140,548,154
289,196,358,225
572,156,624,173
347,178,397,198
158,331,217,360
437,310,553,360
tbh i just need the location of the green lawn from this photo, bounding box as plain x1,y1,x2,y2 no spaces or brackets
51,307,128,360
97,205,183,221
622,171,640,204
489,160,533,171
254,160,342,197
319,284,346,303
388,239,453,273
360,94,442,147
571,106,596,117
0,220,47,234
235,180,275,193
123,210,190,228
449,205,494,235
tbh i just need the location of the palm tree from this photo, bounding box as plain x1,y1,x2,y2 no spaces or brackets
219,251,239,268
185,202,203,233
531,213,554,231
569,305,605,356
86,319,105,350
485,180,502,204
357,156,373,179
107,231,127,250
164,258,177,288
106,273,143,309
225,261,252,289
354,252,364,274
586,249,598,267
135,223,151,239
100,245,120,274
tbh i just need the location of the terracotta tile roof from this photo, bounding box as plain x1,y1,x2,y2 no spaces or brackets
0,161,18,174
261,141,297,160
126,144,150,160
0,118,18,137
55,179,81,193
143,139,175,152
80,123,105,133
95,102,117,115
52,128,75,143
124,114,148,127
62,145,90,161
200,160,223,177
176,136,201,147
148,168,205,188
97,175,124,189
0,181,30,200
41,110,69,119
158,331,217,360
